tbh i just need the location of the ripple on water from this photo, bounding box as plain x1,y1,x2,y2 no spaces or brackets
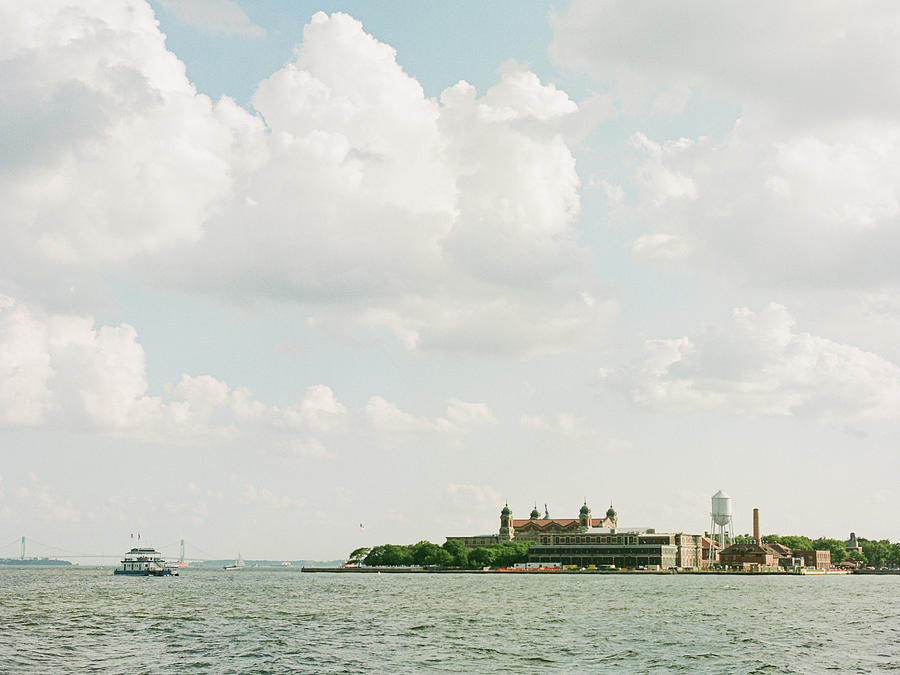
2,569,900,673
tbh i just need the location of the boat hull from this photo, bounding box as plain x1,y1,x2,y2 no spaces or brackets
114,569,176,576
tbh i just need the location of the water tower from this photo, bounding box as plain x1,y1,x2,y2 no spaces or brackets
709,490,734,565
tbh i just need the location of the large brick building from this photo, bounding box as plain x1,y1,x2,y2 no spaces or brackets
448,502,710,569
446,501,617,548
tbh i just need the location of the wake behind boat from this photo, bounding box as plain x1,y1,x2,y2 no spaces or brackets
114,547,178,576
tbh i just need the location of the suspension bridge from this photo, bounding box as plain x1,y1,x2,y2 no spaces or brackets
0,536,228,564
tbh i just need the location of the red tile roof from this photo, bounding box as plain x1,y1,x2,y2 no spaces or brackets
512,518,607,528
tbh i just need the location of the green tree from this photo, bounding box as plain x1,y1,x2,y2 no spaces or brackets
412,540,453,567
364,544,413,567
442,539,469,568
860,539,891,567
363,545,387,566
469,547,497,567
492,541,531,567
762,534,814,551
383,544,414,566
888,543,900,567
348,547,370,565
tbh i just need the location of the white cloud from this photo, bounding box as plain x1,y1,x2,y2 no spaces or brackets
552,1,900,126
157,0,266,37
0,0,252,275
623,121,900,287
0,295,53,425
552,2,900,293
0,294,162,430
272,385,348,433
0,6,613,355
364,396,438,434
365,396,496,434
1,294,504,444
622,303,900,422
477,63,577,122
439,398,497,432
0,295,349,441
520,412,587,437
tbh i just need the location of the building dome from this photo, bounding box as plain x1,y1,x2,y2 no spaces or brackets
580,502,591,515
606,506,617,519
501,504,511,516
530,506,540,519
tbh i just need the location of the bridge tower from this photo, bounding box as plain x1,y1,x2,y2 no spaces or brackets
180,539,185,562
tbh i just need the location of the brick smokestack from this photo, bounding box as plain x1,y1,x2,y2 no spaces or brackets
753,508,760,544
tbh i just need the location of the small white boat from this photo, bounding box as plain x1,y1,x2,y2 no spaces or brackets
224,554,245,570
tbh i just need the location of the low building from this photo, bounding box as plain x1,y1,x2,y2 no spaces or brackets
719,507,786,569
769,542,792,557
719,542,785,569
528,530,681,569
793,549,831,569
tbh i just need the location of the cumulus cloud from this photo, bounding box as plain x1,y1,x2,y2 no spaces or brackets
365,396,496,434
1,294,502,445
0,4,613,355
0,0,251,273
210,14,609,355
624,122,900,288
0,295,348,441
272,386,348,433
622,303,900,422
552,1,900,293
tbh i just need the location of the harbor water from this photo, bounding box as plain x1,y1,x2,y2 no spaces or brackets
2,567,898,673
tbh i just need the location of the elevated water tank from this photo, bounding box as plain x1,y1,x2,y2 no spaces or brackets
711,490,732,526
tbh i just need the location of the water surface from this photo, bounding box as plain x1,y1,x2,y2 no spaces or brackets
2,568,898,673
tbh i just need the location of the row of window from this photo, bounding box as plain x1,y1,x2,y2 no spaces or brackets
532,546,676,556
540,535,643,545
531,556,669,566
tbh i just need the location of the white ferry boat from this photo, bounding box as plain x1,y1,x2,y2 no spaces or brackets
114,547,178,576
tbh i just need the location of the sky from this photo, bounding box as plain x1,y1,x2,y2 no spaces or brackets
2,0,900,562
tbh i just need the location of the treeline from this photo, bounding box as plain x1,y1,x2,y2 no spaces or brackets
348,540,531,569
732,534,900,567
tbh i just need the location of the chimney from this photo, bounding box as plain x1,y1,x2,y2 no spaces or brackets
753,508,760,544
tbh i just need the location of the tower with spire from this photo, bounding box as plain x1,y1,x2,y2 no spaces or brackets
499,503,514,541
606,503,618,528
579,500,591,528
